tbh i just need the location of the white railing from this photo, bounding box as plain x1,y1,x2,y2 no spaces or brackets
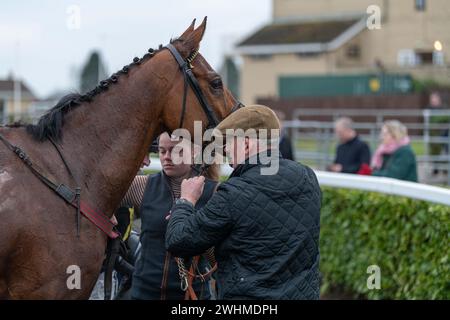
145,158,450,207
315,171,450,206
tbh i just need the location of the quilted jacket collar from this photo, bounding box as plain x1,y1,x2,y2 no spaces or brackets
230,149,282,178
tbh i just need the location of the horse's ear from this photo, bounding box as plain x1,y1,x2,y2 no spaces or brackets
184,16,207,53
180,19,196,39
194,16,207,42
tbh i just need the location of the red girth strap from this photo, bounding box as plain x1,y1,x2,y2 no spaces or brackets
69,200,120,239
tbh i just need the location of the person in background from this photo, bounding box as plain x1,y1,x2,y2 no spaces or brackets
328,117,371,174
274,110,295,161
371,120,418,182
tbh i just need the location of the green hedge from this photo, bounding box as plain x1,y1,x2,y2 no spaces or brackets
320,187,450,299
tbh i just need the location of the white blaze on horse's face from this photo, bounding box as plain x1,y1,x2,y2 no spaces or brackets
0,170,12,185
0,170,14,211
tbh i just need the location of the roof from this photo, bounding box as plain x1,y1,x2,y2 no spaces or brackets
0,79,36,98
236,18,366,55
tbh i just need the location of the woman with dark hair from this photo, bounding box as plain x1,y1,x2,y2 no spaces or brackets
121,132,218,300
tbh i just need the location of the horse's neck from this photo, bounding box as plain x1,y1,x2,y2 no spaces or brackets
60,58,168,215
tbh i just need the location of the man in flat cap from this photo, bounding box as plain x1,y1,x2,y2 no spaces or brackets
166,105,321,299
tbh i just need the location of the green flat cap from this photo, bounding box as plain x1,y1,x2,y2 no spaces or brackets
214,104,280,139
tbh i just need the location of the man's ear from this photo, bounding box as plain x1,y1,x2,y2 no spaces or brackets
245,137,251,154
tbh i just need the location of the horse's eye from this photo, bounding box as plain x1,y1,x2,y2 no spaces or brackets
210,78,223,90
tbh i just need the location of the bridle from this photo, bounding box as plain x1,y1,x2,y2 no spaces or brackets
165,44,243,130
165,45,245,300
0,41,244,301
164,44,244,176
0,43,244,241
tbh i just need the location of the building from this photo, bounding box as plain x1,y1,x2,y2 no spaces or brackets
0,77,37,124
236,0,450,104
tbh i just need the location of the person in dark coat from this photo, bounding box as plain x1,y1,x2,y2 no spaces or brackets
329,117,371,174
166,105,322,300
274,110,295,161
121,132,219,300
279,129,295,161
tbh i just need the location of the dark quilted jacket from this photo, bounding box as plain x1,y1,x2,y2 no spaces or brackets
166,152,322,299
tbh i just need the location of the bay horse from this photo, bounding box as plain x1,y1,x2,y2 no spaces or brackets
0,18,240,299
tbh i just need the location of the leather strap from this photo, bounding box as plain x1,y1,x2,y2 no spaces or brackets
184,256,201,300
0,133,119,239
104,238,121,300
165,44,220,129
77,201,119,238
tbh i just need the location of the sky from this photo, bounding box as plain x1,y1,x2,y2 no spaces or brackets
0,0,272,98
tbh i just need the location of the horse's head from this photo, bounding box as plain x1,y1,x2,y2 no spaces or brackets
158,17,241,136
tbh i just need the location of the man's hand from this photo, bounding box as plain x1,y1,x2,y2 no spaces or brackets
110,215,118,226
180,176,205,206
329,164,343,172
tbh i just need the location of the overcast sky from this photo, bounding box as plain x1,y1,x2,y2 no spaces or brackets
0,0,271,98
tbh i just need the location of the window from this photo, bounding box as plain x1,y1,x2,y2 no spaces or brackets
397,49,441,67
398,49,417,66
249,54,273,61
415,0,426,11
433,51,445,66
296,52,320,59
416,51,433,65
346,45,361,59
